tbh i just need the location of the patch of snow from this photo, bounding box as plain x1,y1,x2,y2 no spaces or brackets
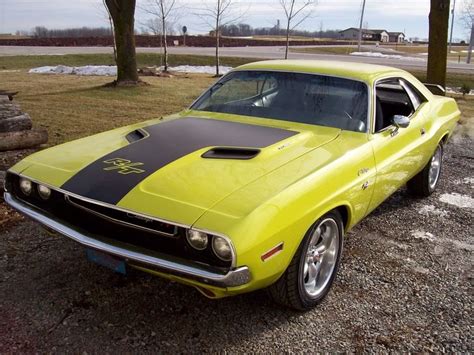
168,65,232,75
74,65,117,76
448,239,474,252
462,177,474,187
439,193,474,209
453,177,474,188
29,65,116,76
418,204,449,218
411,230,436,242
350,51,426,62
446,87,474,96
29,65,74,74
29,65,232,76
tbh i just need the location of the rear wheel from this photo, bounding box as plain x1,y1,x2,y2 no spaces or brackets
407,144,443,197
268,210,344,311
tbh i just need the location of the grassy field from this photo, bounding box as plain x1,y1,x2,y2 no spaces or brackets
0,54,472,147
0,53,260,71
292,44,473,62
291,46,355,55
0,70,215,146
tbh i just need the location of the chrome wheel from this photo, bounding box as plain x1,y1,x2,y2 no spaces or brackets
302,218,340,298
429,146,442,190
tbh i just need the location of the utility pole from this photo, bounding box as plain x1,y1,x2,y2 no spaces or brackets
357,0,367,52
448,0,456,52
467,23,474,64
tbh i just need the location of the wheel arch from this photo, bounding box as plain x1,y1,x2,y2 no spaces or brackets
440,132,450,145
334,204,351,232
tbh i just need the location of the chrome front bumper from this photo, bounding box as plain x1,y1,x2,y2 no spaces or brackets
4,192,251,288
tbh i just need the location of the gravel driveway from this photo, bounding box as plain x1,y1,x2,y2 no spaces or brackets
0,135,472,353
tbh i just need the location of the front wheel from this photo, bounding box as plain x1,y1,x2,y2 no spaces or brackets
407,144,443,197
268,210,344,311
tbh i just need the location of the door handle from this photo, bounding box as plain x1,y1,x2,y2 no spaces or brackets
420,128,426,136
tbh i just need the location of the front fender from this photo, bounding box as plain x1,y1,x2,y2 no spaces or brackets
193,133,374,293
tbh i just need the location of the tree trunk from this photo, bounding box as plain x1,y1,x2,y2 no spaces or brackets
105,0,140,85
0,114,33,133
467,23,474,64
162,12,168,72
427,0,451,89
0,129,48,151
215,18,220,76
285,19,291,59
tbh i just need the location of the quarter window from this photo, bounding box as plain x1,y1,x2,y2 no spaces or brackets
374,78,425,133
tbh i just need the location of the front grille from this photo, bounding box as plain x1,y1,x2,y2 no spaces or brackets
66,195,179,237
6,173,231,269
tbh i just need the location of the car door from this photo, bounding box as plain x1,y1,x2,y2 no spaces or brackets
367,77,430,213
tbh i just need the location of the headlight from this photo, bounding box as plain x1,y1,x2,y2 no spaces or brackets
186,230,208,250
19,178,33,196
37,185,51,200
212,236,233,261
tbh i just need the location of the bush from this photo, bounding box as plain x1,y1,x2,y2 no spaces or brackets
461,83,471,97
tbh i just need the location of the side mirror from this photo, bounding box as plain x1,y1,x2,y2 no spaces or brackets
392,115,410,129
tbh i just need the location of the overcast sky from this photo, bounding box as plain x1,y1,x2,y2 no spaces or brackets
0,0,469,41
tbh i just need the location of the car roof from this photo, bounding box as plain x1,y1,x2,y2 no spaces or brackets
234,60,404,84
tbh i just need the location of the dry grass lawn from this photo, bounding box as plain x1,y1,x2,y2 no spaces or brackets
0,70,215,146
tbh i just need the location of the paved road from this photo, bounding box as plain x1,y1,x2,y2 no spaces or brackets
1,45,474,74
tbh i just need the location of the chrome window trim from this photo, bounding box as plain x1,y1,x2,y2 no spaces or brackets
190,69,371,134
372,76,429,135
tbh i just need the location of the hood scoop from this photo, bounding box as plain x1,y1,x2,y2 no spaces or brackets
126,129,148,143
201,147,261,160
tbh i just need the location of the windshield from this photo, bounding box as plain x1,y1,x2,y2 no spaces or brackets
191,70,369,132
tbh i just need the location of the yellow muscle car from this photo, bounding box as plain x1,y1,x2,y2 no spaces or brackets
4,60,460,310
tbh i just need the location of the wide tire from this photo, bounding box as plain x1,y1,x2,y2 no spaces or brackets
268,210,344,311
407,144,443,197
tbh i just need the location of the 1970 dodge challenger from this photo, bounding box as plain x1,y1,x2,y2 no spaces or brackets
4,60,460,310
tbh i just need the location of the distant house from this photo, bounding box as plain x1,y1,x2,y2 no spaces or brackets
339,28,390,43
388,32,406,43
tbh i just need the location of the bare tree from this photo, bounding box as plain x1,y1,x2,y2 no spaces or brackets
279,0,316,59
142,0,178,72
427,0,450,88
461,0,473,27
461,0,474,62
101,0,117,63
196,0,244,76
104,0,140,86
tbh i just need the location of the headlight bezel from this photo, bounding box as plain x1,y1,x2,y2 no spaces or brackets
19,178,33,196
186,230,209,251
188,228,236,265
37,184,52,200
211,235,234,262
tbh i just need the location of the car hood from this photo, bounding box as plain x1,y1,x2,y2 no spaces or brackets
16,112,340,226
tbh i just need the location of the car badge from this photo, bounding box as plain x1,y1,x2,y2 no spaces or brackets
103,158,145,175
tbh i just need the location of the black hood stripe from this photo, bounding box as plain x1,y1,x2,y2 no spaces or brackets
60,117,298,205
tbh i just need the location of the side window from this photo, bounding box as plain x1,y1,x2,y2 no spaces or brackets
374,78,416,133
400,79,426,111
210,79,260,104
261,77,278,94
